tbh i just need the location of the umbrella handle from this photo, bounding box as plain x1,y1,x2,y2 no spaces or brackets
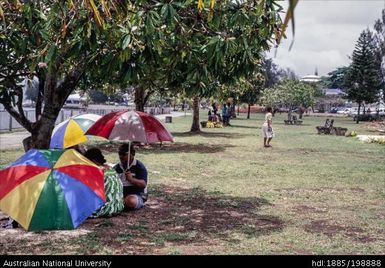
126,141,131,172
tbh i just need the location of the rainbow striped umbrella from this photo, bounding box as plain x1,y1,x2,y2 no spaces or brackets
0,149,105,231
50,114,101,149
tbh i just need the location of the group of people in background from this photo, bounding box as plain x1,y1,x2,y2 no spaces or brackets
208,102,274,148
208,102,232,127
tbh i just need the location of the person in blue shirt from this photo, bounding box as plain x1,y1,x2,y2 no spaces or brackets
222,103,228,126
114,144,148,210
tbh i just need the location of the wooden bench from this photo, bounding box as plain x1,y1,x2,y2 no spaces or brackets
316,119,347,136
332,127,348,136
316,119,334,134
284,115,303,125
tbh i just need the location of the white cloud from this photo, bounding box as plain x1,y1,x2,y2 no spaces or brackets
266,0,385,77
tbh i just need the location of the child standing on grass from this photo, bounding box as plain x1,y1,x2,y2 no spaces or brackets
262,106,274,148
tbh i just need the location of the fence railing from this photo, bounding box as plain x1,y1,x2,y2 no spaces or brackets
0,106,171,132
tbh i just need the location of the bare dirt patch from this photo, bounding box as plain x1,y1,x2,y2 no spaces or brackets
304,220,377,243
292,205,328,214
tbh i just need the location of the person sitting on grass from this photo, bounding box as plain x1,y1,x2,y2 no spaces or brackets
84,148,124,217
114,144,148,211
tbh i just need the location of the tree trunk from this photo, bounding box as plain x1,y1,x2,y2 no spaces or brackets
1,66,81,150
22,136,33,152
356,102,361,124
135,87,146,112
247,103,251,119
231,102,236,118
30,115,57,149
190,96,200,132
299,107,304,119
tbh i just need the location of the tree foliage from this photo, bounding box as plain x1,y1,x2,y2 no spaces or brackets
261,79,315,119
0,0,288,147
0,0,134,148
156,0,285,131
344,29,382,123
324,66,350,90
373,8,385,103
239,71,265,119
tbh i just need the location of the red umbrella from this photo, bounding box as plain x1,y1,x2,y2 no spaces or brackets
86,111,174,144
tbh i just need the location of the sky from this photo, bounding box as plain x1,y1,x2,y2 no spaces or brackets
266,0,385,78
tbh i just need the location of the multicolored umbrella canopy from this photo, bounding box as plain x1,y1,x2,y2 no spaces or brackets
86,111,174,144
50,113,101,149
0,149,105,231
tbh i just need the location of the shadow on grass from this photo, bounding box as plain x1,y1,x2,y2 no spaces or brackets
171,131,251,139
99,142,236,154
231,116,263,120
75,185,284,254
228,124,259,129
273,122,312,127
0,185,281,254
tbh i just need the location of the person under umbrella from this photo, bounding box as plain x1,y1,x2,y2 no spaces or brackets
113,144,148,210
84,148,124,217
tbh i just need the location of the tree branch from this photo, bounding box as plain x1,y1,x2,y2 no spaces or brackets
35,72,44,120
1,96,33,132
56,68,85,107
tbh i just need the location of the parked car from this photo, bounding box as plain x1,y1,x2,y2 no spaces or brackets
277,107,289,113
372,108,385,116
337,108,351,114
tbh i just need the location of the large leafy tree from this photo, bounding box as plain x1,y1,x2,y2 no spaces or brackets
1,0,291,148
373,8,385,103
262,58,281,89
324,66,350,89
157,0,284,132
261,79,315,120
344,29,382,124
239,71,265,119
0,1,135,149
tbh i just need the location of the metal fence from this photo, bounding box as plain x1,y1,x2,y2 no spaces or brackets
0,106,171,131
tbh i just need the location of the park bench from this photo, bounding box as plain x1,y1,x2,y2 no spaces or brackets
284,115,303,125
316,119,334,134
316,119,347,136
332,126,348,136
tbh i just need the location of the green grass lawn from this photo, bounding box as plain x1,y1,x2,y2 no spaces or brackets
0,112,384,255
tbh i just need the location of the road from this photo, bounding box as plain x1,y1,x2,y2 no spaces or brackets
0,111,190,150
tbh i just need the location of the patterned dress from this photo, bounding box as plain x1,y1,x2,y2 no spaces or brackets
92,168,124,217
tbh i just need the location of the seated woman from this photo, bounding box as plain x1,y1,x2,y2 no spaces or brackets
84,148,124,217
208,109,214,122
